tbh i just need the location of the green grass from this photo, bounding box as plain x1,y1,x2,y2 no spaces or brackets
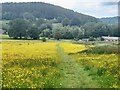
69,44,119,88
81,44,119,54
54,43,99,88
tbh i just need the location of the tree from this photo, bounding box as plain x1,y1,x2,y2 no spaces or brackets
8,19,30,39
1,21,9,34
23,12,35,20
52,27,62,40
61,26,73,39
78,31,84,39
70,17,81,26
42,29,51,38
62,18,70,26
108,24,119,37
57,16,63,23
89,37,95,41
46,22,52,30
28,25,39,39
36,18,46,27
39,24,47,31
71,26,80,39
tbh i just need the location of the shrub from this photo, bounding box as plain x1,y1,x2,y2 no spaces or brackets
74,38,79,41
42,37,47,42
82,44,119,54
100,37,105,41
89,37,95,41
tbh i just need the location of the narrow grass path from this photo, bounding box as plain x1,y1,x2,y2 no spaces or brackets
56,43,99,88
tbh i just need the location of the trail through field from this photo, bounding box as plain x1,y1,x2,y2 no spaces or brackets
56,43,99,88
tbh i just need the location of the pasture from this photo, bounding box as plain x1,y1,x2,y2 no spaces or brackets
1,38,119,88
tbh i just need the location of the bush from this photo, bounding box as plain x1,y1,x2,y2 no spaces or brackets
74,38,79,41
83,44,119,54
100,37,105,41
89,37,95,41
42,37,46,42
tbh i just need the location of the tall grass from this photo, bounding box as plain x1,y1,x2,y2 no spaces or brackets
82,44,119,54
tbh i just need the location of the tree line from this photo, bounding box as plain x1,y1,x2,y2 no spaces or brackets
5,18,118,40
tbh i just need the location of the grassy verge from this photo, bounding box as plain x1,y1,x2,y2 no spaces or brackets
55,43,99,88
81,44,119,54
69,44,119,88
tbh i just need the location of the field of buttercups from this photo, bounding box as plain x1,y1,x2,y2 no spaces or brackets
1,40,119,88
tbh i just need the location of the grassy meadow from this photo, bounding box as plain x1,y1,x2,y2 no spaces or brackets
1,35,119,88
61,42,119,88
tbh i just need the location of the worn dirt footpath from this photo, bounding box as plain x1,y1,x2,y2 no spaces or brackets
56,43,99,88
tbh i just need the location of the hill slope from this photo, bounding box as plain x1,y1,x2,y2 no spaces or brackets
100,16,118,24
2,2,99,25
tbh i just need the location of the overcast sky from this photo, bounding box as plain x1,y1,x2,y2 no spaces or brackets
1,0,119,18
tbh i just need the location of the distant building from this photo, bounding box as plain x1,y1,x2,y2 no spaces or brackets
102,36,119,42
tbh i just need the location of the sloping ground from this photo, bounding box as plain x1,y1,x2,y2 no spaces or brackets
56,43,99,88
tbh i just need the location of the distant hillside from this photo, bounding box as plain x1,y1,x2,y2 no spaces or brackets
100,16,118,24
2,2,99,25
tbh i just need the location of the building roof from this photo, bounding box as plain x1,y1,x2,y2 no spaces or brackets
102,36,119,40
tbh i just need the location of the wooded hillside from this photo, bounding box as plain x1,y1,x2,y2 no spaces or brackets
2,2,99,25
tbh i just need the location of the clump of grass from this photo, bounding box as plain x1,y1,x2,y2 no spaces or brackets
82,44,119,54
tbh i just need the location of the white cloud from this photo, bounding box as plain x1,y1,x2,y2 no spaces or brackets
72,1,118,17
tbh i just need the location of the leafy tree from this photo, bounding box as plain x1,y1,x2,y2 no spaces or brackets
42,29,51,38
70,17,81,26
71,26,80,39
23,12,35,20
28,25,39,39
78,31,84,39
61,26,73,39
36,18,46,27
46,22,52,30
82,22,112,38
1,21,9,34
89,37,95,41
57,16,63,23
62,18,70,26
39,24,47,31
8,19,30,39
52,27,62,40
108,24,119,37
82,22,95,38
